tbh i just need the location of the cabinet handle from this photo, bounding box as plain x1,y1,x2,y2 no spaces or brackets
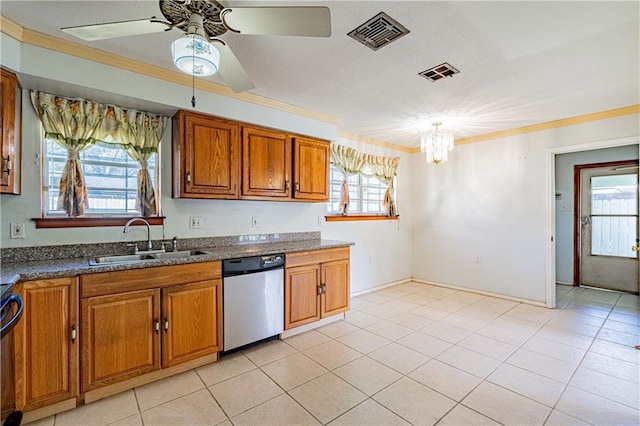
317,285,323,295
164,318,169,332
71,325,76,343
295,182,300,192
285,180,290,191
322,284,327,294
186,172,191,183
2,156,10,174
155,319,160,334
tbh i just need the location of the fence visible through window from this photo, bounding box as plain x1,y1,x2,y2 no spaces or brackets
44,139,157,216
590,173,638,258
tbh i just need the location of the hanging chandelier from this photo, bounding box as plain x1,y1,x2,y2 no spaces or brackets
420,122,454,164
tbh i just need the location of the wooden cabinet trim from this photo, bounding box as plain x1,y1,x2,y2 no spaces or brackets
285,247,350,268
80,261,221,298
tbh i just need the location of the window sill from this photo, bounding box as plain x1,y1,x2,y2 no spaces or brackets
325,215,399,222
33,216,165,229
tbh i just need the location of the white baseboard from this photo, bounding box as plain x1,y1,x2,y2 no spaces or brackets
350,277,412,297
411,278,548,308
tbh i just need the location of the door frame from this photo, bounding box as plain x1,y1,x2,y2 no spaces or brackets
545,136,639,308
573,159,639,287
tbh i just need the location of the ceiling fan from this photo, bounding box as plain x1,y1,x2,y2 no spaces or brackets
61,0,331,93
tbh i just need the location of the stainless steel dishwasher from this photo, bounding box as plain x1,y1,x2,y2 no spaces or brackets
222,253,285,352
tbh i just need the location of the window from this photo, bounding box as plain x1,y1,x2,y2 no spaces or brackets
327,163,391,215
590,173,638,258
43,138,158,216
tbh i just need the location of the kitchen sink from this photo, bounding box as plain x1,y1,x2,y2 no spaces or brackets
153,250,208,259
89,250,208,266
89,254,156,265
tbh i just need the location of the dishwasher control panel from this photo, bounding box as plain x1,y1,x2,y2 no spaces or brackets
223,253,285,276
261,254,284,268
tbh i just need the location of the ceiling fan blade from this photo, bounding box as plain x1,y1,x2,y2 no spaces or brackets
211,40,255,93
221,7,331,37
61,18,169,41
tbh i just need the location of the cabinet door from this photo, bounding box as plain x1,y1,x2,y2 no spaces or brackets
321,259,350,317
161,279,221,368
81,289,160,392
293,137,329,201
242,126,291,198
285,264,321,329
0,68,21,195
174,111,240,198
15,278,78,411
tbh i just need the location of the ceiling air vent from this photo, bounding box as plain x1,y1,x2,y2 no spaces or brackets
347,12,410,51
419,63,460,82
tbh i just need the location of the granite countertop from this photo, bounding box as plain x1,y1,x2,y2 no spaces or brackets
0,238,353,285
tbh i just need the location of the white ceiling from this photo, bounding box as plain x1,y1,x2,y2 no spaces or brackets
1,1,638,147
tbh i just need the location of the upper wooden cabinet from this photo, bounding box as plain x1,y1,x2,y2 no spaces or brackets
172,110,240,199
0,68,21,195
293,137,330,202
172,110,329,202
242,125,292,199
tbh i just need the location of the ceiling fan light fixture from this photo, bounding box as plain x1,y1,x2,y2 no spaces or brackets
172,33,220,77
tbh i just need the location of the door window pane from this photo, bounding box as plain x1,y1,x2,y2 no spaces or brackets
590,173,638,258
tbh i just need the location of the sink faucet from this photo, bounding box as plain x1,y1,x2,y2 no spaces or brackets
123,217,153,251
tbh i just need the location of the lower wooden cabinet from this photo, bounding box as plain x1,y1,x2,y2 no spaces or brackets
285,248,350,329
81,289,160,391
80,262,222,392
14,278,79,411
161,280,222,368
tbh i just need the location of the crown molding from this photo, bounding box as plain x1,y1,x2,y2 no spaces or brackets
336,131,413,153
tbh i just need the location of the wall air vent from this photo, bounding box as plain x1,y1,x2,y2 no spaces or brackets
347,12,410,51
419,63,460,82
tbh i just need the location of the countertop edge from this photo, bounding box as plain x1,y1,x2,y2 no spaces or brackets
1,239,354,285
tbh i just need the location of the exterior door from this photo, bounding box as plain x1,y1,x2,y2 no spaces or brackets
579,164,639,292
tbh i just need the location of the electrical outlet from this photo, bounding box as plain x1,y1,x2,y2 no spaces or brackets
10,223,25,239
251,217,259,228
474,256,481,264
189,216,202,229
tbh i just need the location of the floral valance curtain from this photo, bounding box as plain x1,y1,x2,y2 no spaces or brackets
330,143,400,217
30,90,167,217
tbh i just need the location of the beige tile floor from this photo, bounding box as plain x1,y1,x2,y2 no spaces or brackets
27,283,639,426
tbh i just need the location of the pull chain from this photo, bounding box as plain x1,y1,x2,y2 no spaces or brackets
191,34,196,108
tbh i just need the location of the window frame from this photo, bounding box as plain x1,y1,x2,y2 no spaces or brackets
34,130,164,228
325,162,398,221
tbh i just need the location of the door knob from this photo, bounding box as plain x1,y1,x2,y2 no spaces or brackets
632,245,640,252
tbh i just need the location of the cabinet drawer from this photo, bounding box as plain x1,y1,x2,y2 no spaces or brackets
81,261,221,298
285,247,349,268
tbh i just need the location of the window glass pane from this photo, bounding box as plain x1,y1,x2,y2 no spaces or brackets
44,138,158,216
591,174,637,215
591,216,638,258
328,162,392,215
